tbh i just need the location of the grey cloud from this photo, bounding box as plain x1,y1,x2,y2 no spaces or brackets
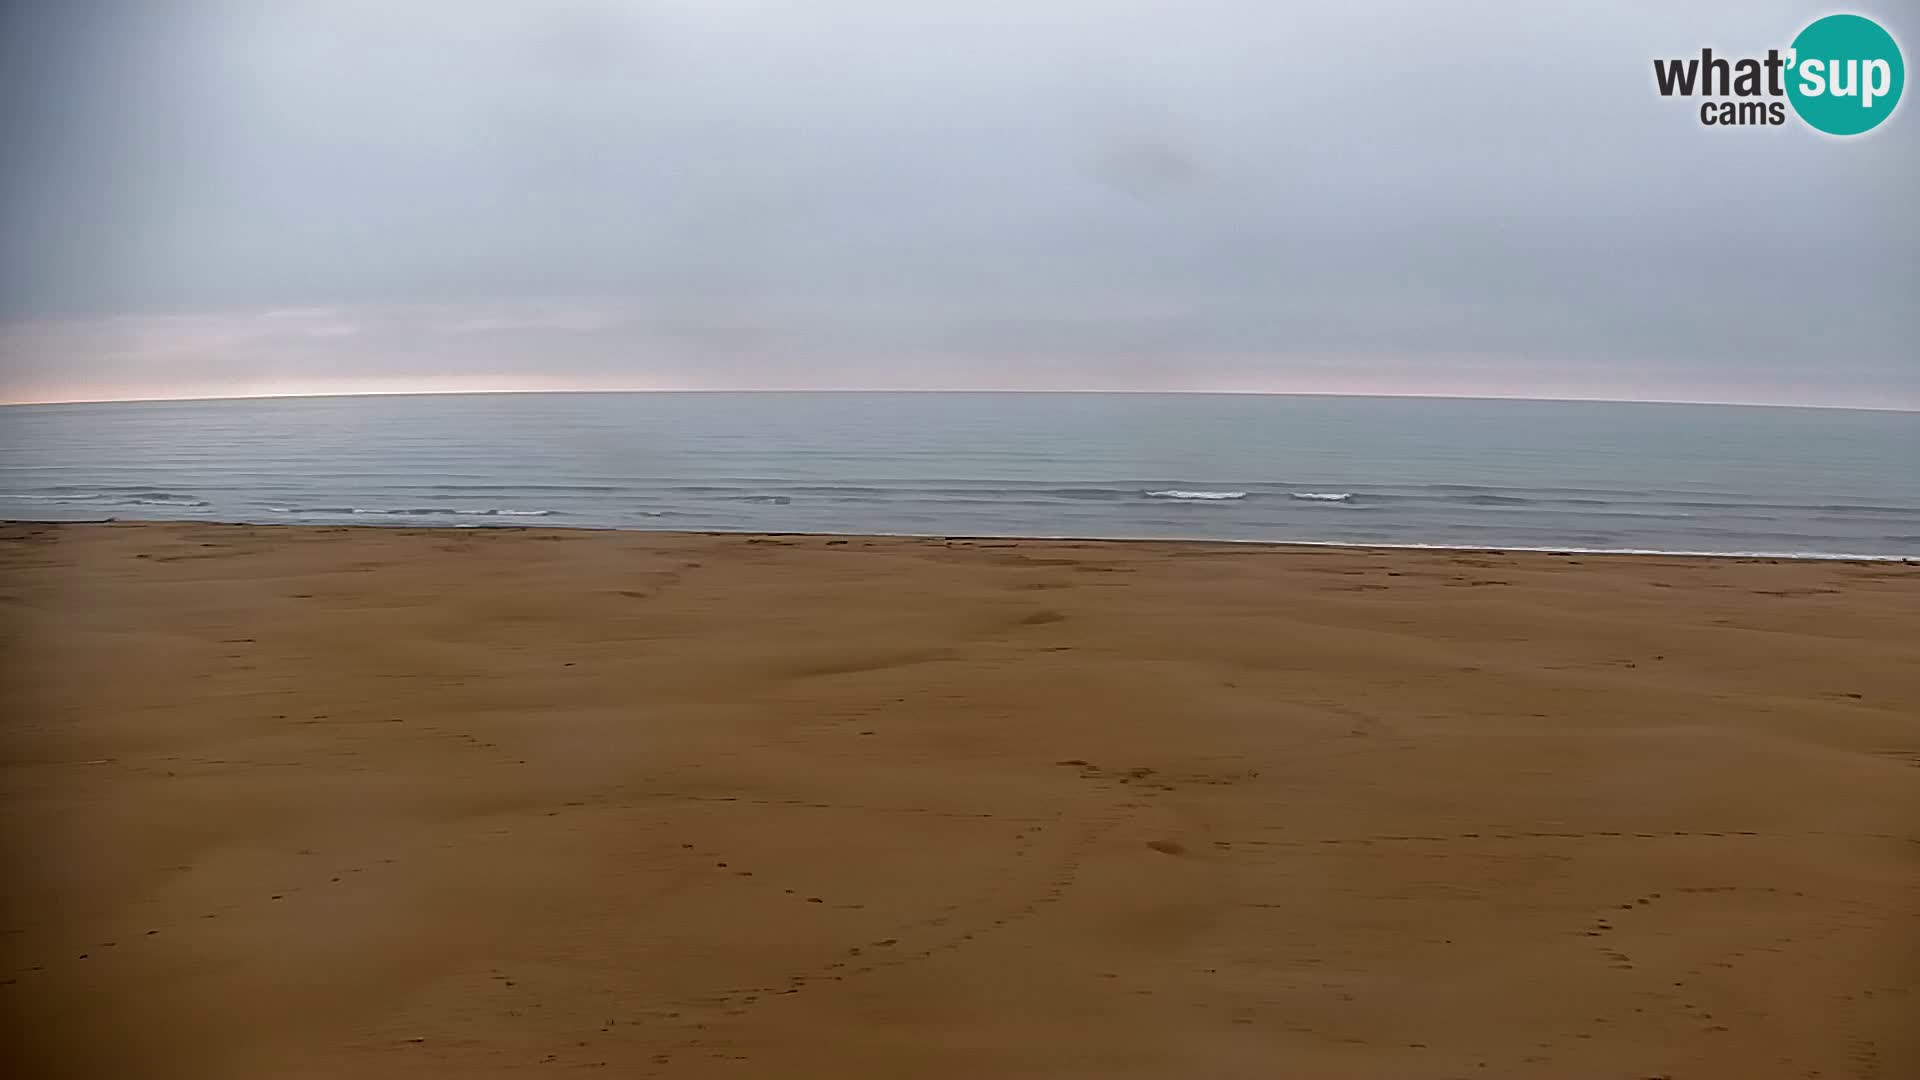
0,0,1915,406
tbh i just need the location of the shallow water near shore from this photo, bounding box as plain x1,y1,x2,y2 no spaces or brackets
3,392,1915,558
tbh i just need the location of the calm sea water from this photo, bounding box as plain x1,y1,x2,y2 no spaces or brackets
2,393,1916,558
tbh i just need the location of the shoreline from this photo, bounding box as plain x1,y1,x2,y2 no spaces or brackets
6,517,1915,563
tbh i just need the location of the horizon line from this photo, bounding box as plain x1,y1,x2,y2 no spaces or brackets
1,386,1915,414
6,386,1917,414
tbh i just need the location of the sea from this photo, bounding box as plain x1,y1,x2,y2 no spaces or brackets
2,392,1916,559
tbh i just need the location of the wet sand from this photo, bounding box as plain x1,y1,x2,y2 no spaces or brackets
3,521,1916,1079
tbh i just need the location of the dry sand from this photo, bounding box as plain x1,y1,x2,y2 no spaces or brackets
2,521,1916,1079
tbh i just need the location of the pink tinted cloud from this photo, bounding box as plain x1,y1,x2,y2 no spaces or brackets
1,300,1911,411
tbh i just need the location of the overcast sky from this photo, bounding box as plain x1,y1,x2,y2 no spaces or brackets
0,0,1913,407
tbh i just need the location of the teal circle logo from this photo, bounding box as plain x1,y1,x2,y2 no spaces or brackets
1787,14,1904,135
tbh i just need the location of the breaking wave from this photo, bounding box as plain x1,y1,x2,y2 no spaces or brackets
5,490,208,507
269,506,556,517
1144,489,1247,501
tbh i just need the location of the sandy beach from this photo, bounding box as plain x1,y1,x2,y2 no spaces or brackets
2,520,1915,1079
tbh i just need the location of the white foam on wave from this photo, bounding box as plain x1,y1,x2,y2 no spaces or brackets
1290,492,1352,502
1145,489,1247,501
269,505,554,517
